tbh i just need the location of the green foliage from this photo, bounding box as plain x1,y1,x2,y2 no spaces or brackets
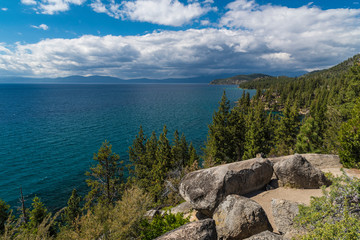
296,117,322,153
210,73,271,85
61,189,81,227
295,172,360,239
28,196,49,230
140,212,190,240
274,98,300,155
339,98,360,168
0,199,10,234
56,186,152,240
242,100,270,159
85,140,124,207
204,91,236,166
128,126,198,205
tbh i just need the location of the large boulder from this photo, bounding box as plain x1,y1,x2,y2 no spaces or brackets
244,231,283,240
213,195,273,240
273,154,330,189
179,158,273,216
268,154,341,169
271,199,299,235
155,218,217,240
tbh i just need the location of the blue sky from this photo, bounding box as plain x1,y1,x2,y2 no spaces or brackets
0,0,360,79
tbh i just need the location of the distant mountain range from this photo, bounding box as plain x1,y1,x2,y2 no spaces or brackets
0,75,215,84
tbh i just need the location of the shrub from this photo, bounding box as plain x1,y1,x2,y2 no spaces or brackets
139,211,190,240
295,172,360,239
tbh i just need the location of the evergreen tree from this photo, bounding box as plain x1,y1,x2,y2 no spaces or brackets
204,91,234,167
228,97,247,161
62,189,81,227
339,98,360,168
188,143,199,170
85,140,123,207
128,126,147,183
275,98,300,155
242,100,268,159
0,199,10,234
149,126,172,202
28,196,49,229
295,117,322,153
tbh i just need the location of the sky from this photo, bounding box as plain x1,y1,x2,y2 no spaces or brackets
0,0,360,80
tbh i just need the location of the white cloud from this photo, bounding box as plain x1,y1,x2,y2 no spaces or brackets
21,0,86,14
21,0,37,5
90,0,215,26
1,7,8,11
220,0,360,70
31,24,49,30
2,0,360,79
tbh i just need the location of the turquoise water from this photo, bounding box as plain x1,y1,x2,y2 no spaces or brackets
0,84,254,210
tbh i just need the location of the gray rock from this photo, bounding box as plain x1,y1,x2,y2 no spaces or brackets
244,231,283,240
271,199,299,235
179,158,273,216
273,154,331,189
155,218,217,240
268,154,341,170
213,195,273,240
170,201,193,215
144,209,160,219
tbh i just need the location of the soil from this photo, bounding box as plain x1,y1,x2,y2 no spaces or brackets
248,165,360,232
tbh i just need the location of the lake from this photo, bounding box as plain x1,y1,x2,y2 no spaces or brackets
0,83,255,210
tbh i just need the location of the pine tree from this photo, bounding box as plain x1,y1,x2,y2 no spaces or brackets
243,100,268,159
228,97,247,161
149,126,172,202
28,196,48,229
62,189,81,227
295,117,322,153
339,98,360,168
204,91,234,166
188,143,199,171
171,131,190,168
0,199,10,234
85,140,123,207
128,126,147,182
275,98,300,155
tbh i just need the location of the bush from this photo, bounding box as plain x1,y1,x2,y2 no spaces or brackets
295,172,360,239
139,211,190,240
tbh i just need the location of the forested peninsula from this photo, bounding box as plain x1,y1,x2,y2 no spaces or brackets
1,54,360,239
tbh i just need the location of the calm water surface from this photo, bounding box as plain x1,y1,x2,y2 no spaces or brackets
0,83,254,210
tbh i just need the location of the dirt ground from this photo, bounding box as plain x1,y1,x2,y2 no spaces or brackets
248,166,360,232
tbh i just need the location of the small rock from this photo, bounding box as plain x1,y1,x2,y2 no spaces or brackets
144,209,160,219
170,202,193,215
244,230,283,240
213,195,272,240
271,199,299,234
273,154,331,189
155,218,217,240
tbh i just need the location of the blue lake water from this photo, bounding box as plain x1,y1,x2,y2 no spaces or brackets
0,83,255,211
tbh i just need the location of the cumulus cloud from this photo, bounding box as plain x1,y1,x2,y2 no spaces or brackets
220,0,360,70
31,24,49,30
2,0,360,79
21,0,86,14
1,7,8,11
90,0,215,26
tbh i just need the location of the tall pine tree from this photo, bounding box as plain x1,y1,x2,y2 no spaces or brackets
204,91,234,167
85,140,123,207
